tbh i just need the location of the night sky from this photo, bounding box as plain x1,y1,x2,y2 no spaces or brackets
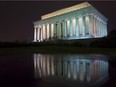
0,1,116,42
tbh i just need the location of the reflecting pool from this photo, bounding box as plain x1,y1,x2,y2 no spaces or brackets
1,53,116,87
34,54,109,87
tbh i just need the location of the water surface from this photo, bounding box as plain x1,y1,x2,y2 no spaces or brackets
34,54,109,87
0,53,116,87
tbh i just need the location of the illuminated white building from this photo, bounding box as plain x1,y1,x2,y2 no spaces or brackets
34,54,109,86
33,2,107,42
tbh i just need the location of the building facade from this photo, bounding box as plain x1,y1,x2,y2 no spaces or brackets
33,2,108,42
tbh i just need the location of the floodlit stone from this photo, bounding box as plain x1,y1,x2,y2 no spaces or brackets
33,2,108,42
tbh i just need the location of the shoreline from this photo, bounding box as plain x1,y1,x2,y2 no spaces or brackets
0,46,116,57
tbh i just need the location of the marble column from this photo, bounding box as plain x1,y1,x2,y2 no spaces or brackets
45,25,47,40
99,19,101,37
34,26,37,42
76,18,79,36
61,22,63,38
41,26,43,41
78,17,85,36
70,19,73,37
89,14,93,36
94,16,96,37
95,16,98,37
97,19,100,37
103,22,105,36
103,23,105,36
64,21,67,37
82,16,86,36
96,18,98,37
51,23,54,38
56,23,59,38
99,20,102,37
101,21,103,37
49,24,51,39
42,25,44,40
58,22,61,38
72,18,76,36
84,16,87,35
65,21,67,37
63,20,66,37
85,15,90,35
83,16,86,36
93,15,95,37
67,20,70,37
78,17,81,36
47,24,49,39
36,27,38,41
103,23,106,36
104,23,107,36
88,15,91,35
56,23,58,38
97,18,100,37
54,23,57,38
38,27,41,41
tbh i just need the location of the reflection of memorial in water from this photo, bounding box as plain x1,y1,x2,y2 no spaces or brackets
34,54,109,86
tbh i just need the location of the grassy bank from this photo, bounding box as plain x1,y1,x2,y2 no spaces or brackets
0,46,116,57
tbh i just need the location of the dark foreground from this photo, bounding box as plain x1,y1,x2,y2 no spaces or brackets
0,46,116,57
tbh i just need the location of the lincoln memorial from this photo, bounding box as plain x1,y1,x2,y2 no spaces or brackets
33,2,108,42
